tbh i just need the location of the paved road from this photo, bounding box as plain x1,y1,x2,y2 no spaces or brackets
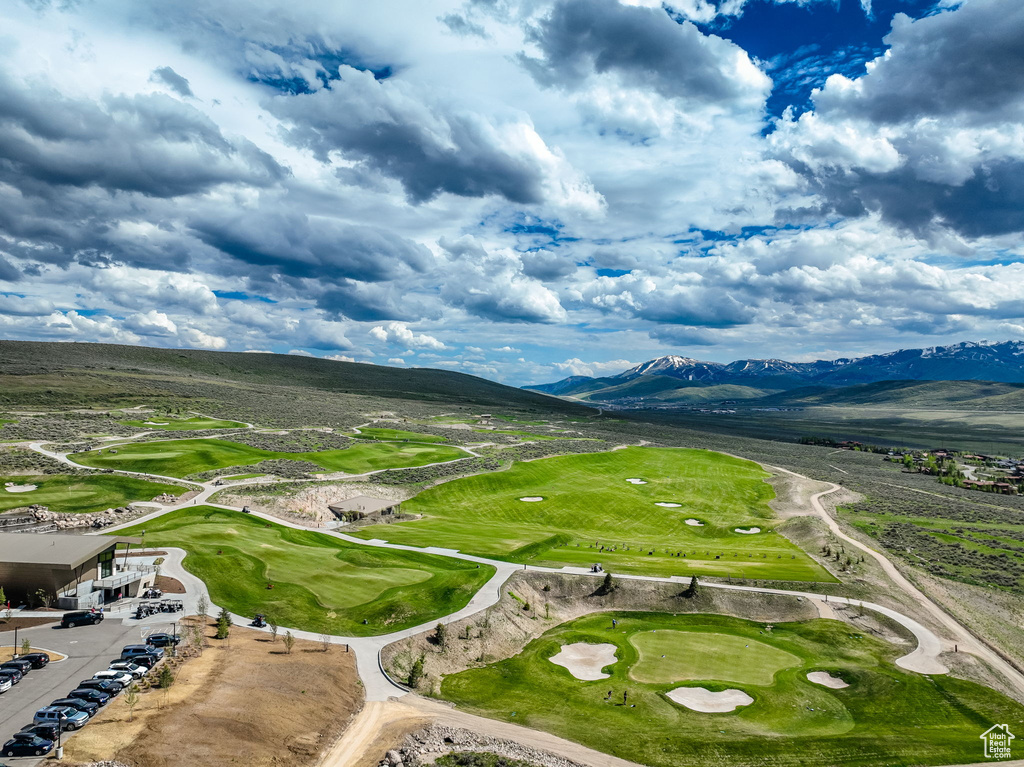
0,618,140,762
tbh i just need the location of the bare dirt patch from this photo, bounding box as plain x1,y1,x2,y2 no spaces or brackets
153,575,185,594
64,618,361,767
0,614,60,633
665,687,752,712
0,645,66,661
549,642,617,680
807,671,848,689
216,480,412,524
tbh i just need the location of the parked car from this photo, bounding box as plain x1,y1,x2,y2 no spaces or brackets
93,669,134,687
19,651,50,668
54,696,100,716
111,653,160,669
146,633,181,648
76,678,124,695
108,661,147,678
2,732,53,757
0,668,23,685
1,658,32,676
122,644,164,661
20,722,60,742
34,705,89,731
61,609,104,628
0,676,11,694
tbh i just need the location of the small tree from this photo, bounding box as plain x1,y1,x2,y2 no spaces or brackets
215,610,231,640
196,594,209,623
34,588,53,609
268,615,279,643
282,631,295,654
124,683,140,722
596,572,616,596
157,664,174,689
20,638,31,656
320,633,331,653
0,587,8,623
407,655,425,688
434,622,447,650
682,576,699,599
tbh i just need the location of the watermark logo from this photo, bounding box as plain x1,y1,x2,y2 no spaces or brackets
981,724,1014,759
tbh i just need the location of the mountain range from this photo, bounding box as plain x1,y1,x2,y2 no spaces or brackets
524,340,1024,407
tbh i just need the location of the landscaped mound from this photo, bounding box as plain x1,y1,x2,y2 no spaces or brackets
440,612,1024,767
111,506,494,636
355,447,830,582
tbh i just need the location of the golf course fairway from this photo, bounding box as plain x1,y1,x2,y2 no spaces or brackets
440,612,1024,767
0,474,183,515
355,447,832,581
74,437,466,477
113,506,495,636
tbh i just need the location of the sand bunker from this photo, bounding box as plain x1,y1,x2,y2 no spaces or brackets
549,643,618,681
519,496,545,502
734,527,761,534
666,687,753,712
655,502,681,508
685,519,704,526
807,671,849,689
4,484,37,493
626,478,647,485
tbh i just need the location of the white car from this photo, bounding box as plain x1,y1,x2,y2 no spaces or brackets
0,677,11,694
108,662,147,679
93,670,134,687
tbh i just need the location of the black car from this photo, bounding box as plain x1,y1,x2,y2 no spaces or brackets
77,678,123,694
0,668,23,684
146,633,181,648
20,652,50,669
112,652,160,669
1,659,32,675
68,687,111,706
61,610,104,628
53,696,99,717
20,722,60,742
2,732,53,757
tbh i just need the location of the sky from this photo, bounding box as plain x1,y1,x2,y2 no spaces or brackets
1,0,1023,386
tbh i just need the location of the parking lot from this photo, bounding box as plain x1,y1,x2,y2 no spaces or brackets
0,614,180,763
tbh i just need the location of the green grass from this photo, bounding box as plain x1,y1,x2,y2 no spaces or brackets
353,427,447,443
120,415,248,430
630,630,800,685
356,447,832,581
73,438,467,477
0,474,182,514
112,506,495,636
441,612,1024,767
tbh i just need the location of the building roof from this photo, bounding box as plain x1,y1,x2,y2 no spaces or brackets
0,533,142,569
328,495,397,514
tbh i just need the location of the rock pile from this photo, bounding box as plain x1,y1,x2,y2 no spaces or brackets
28,504,150,530
382,724,588,767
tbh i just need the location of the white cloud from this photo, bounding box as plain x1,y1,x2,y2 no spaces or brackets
369,321,446,350
553,357,636,377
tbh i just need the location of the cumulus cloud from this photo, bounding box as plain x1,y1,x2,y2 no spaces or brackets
369,321,446,349
271,65,601,210
519,0,770,110
552,357,636,376
150,66,195,98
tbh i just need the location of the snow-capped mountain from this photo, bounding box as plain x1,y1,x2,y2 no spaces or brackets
523,340,1024,401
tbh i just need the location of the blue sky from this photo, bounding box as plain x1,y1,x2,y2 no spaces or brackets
0,0,1022,385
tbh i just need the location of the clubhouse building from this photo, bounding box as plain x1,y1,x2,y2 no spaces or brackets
0,532,152,608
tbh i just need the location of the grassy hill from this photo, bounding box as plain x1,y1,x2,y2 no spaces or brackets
760,379,1024,409
568,375,773,404
0,340,594,422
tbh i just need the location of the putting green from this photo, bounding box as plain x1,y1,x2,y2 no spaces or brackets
630,630,800,685
440,612,1024,767
74,438,466,477
356,447,832,581
113,506,494,636
0,474,182,514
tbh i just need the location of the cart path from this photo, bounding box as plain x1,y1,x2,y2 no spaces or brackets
768,465,1024,696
